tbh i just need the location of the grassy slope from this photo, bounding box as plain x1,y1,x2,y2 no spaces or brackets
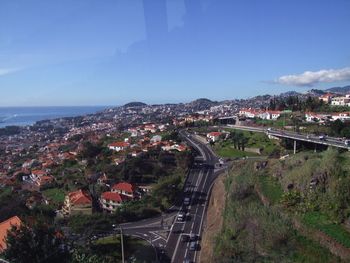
214,144,257,158
94,235,156,262
214,161,341,262
42,188,65,205
223,128,281,155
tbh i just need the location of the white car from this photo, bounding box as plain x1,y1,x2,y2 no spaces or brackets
177,213,185,221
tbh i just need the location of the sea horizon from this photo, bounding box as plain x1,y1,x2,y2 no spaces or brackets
0,105,109,128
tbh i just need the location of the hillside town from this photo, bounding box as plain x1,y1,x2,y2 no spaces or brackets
2,88,350,260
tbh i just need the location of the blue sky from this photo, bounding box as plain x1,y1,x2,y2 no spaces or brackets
0,0,350,106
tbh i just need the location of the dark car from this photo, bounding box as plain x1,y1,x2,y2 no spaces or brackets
189,241,197,251
181,235,190,242
189,233,197,241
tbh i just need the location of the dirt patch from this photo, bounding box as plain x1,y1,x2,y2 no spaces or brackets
199,174,226,263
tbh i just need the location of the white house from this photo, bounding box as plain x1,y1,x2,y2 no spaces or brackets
266,111,281,120
319,93,334,104
207,132,222,142
108,142,130,152
331,112,350,122
305,112,331,123
150,135,162,143
331,95,350,106
100,192,127,213
239,108,260,118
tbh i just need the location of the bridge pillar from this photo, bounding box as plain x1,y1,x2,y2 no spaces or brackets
293,140,297,154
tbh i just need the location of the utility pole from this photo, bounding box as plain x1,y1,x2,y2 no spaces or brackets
293,140,297,154
120,227,125,263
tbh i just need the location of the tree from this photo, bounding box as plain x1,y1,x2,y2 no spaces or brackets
174,151,194,170
330,119,345,136
229,131,239,149
235,132,245,150
80,142,102,159
71,250,103,263
4,222,69,263
240,136,249,151
341,127,350,139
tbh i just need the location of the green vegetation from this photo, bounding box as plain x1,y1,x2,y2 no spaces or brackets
269,95,350,113
0,187,12,200
4,221,69,263
214,162,340,262
257,174,283,204
82,235,155,263
303,211,350,248
213,143,257,158
42,187,65,205
329,119,350,138
3,220,155,263
291,234,341,263
151,172,184,209
220,128,282,156
264,149,350,248
0,187,28,222
255,114,293,128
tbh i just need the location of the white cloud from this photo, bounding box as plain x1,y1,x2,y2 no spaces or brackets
275,67,350,87
0,67,21,76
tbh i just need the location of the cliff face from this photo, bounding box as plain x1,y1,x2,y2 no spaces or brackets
199,175,226,263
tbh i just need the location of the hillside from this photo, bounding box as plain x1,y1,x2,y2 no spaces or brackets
326,85,350,94
209,149,350,262
185,98,218,111
123,102,147,108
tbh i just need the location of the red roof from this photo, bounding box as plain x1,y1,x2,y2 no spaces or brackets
208,132,222,137
177,145,187,151
38,175,54,186
108,142,130,148
266,110,281,114
0,216,22,252
101,192,127,202
31,170,46,176
320,93,333,98
112,182,135,193
68,189,92,205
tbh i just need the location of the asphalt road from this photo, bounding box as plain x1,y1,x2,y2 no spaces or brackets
226,124,350,150
115,124,349,262
119,130,224,263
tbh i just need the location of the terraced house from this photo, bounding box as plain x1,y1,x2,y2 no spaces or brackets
100,191,129,213
62,189,92,216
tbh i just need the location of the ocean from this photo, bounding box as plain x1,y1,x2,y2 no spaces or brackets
0,106,108,128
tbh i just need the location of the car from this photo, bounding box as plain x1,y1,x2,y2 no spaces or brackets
189,241,197,251
177,212,185,221
345,140,350,146
181,235,190,242
319,135,326,140
184,197,190,206
189,233,197,241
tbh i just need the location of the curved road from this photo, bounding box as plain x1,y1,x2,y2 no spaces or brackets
119,130,226,263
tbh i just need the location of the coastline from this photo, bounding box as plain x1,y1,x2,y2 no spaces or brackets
0,106,108,128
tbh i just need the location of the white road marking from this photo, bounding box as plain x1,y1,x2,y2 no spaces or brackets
152,236,162,242
171,169,203,263
194,169,211,262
